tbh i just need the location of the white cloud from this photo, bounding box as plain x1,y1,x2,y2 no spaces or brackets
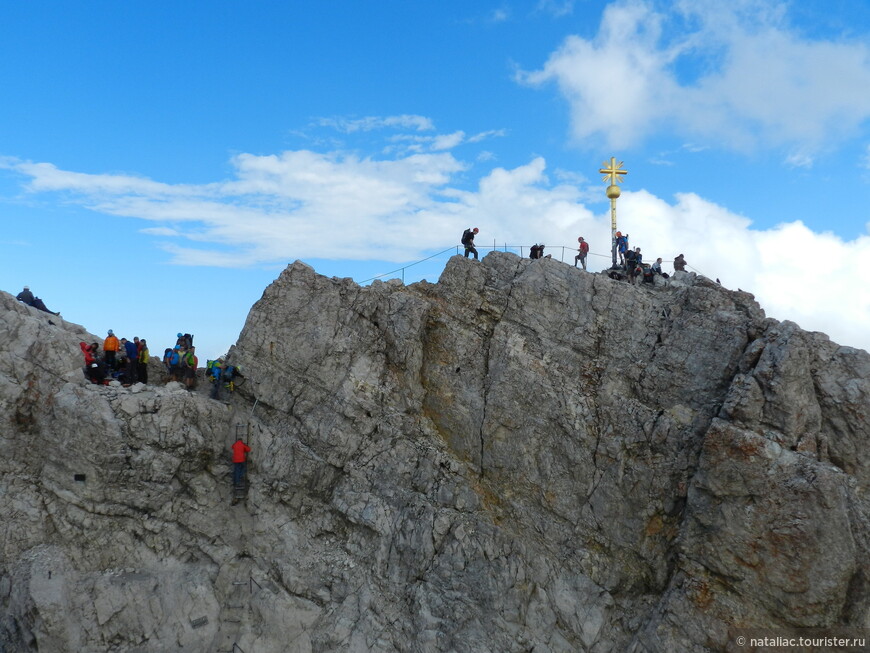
537,0,575,18
5,149,870,353
518,0,870,153
431,131,467,151
315,114,435,134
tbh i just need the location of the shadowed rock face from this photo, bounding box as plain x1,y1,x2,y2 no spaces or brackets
1,251,868,652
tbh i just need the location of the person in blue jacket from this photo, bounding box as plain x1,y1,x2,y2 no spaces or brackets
121,338,139,383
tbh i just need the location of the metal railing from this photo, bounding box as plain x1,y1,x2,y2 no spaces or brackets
359,242,687,285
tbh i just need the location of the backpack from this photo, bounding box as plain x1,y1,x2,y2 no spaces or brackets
461,229,472,246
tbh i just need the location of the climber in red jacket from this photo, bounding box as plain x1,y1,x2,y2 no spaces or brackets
231,438,251,488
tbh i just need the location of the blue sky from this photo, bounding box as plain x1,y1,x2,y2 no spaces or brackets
2,0,870,360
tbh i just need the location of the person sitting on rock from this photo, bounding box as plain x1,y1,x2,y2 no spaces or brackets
16,286,35,306
530,244,543,259
80,342,106,384
30,296,59,316
651,257,669,279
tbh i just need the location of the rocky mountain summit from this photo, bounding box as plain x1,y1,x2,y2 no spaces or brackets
1,251,868,652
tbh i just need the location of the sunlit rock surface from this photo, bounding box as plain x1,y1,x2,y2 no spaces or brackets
1,252,868,652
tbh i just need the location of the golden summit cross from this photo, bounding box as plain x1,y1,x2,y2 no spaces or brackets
599,157,626,187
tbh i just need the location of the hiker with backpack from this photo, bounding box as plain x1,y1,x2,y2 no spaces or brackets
209,357,226,399
167,346,182,383
182,346,198,390
624,247,637,283
574,237,589,270
461,227,479,260
616,232,629,265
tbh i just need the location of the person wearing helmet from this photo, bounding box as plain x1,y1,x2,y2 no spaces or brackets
461,227,479,260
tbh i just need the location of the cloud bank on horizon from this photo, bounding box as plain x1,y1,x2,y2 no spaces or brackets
521,0,870,162
2,0,870,355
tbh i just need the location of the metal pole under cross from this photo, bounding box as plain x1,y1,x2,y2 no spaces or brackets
599,157,627,269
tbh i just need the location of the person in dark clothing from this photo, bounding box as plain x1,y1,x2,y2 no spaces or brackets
16,286,34,305
530,244,544,259
30,297,59,315
461,227,479,259
674,254,687,272
121,338,139,384
210,358,226,399
624,247,637,282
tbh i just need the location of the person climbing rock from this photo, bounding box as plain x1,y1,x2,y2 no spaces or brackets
230,437,251,504
209,357,226,399
461,227,479,260
574,237,589,270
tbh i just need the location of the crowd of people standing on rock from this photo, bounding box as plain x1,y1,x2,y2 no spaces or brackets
75,328,243,396
80,330,154,386
459,229,688,284
78,330,199,388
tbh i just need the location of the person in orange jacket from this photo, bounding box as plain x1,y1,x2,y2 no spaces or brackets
103,330,120,368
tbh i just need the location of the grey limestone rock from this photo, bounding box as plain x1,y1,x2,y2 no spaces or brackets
1,252,868,652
